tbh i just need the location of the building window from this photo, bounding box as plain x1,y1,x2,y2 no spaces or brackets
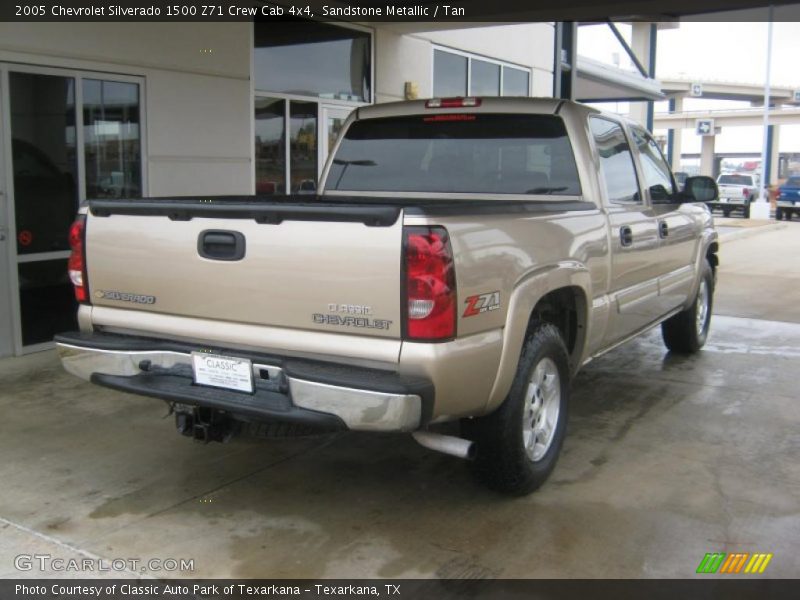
83,79,141,199
502,66,530,97
433,48,531,98
254,20,371,102
470,59,500,96
433,50,468,97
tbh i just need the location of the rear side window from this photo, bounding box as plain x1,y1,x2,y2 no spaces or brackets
326,114,581,195
589,117,640,204
718,174,754,185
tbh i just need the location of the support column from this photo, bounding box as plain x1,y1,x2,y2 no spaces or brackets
667,96,684,170
700,135,715,177
629,22,655,128
553,22,577,100
767,124,780,184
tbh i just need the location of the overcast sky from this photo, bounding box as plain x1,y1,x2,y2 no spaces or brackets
578,20,800,157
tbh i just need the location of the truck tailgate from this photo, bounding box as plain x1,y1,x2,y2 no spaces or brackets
718,184,745,199
84,199,403,339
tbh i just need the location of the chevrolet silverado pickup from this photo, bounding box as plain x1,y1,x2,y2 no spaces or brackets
709,172,759,218
57,98,720,495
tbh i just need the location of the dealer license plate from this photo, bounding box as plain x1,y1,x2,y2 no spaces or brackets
191,352,254,393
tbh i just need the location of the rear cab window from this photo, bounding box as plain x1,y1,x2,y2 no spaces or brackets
325,114,582,196
717,174,755,186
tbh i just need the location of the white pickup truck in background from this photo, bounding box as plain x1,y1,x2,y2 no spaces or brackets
708,173,760,218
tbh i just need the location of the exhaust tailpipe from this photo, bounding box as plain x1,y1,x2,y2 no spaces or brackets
412,431,476,460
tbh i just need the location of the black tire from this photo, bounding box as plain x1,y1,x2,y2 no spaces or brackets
662,261,714,354
787,212,793,221
463,322,570,495
743,204,751,218
723,209,731,218
776,209,784,221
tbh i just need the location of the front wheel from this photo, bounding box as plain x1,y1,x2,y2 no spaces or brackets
463,322,570,495
661,262,714,354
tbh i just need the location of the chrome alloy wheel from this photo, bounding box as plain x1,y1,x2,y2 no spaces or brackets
696,278,710,336
522,357,561,462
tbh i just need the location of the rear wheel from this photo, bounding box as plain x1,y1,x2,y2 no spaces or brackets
787,211,794,221
662,262,714,354
743,203,751,218
776,209,784,221
463,322,570,495
723,208,731,218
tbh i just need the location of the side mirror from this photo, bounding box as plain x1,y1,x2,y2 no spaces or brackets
649,184,671,203
683,176,718,203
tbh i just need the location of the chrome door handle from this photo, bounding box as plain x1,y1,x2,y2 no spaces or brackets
620,226,633,247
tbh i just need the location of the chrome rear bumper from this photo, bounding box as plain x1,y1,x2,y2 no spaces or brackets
56,334,427,432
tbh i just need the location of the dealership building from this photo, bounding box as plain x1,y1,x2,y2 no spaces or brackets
0,19,663,357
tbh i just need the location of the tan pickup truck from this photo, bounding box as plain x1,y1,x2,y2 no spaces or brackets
57,98,720,495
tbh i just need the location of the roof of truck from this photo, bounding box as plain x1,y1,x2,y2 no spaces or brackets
353,97,600,121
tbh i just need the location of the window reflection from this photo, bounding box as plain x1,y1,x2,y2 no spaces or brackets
254,21,371,102
255,97,286,194
83,79,141,199
290,102,317,194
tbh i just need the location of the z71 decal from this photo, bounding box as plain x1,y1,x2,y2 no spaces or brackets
463,291,501,317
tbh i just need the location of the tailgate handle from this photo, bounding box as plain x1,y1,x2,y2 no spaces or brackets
198,230,246,261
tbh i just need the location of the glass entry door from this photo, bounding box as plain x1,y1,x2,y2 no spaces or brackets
1,65,143,354
0,78,12,357
7,71,79,349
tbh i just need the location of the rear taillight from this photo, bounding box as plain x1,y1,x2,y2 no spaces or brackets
743,187,750,196
403,226,456,341
68,215,89,303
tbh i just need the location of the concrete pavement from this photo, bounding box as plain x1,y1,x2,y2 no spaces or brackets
714,220,800,323
1,223,798,580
